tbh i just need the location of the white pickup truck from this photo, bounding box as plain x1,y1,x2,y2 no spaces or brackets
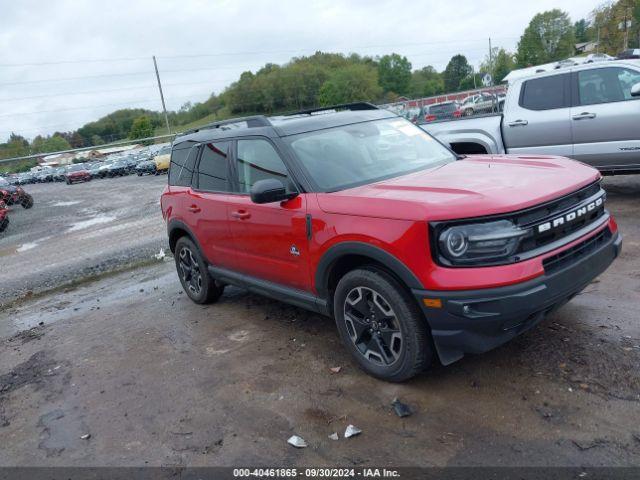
421,60,640,173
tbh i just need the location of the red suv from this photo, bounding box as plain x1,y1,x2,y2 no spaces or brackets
161,103,621,381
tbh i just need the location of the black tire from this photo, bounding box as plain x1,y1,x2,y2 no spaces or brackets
0,217,8,233
333,267,432,382
174,236,224,304
66,179,71,185
464,108,474,116
21,194,34,209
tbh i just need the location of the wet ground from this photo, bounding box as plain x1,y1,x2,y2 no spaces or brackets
0,174,167,306
0,176,639,467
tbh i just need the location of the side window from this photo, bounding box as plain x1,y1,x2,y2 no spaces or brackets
168,142,196,187
520,74,568,110
578,67,640,105
197,141,230,192
236,139,290,193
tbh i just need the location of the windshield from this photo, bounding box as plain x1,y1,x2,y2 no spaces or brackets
285,118,456,191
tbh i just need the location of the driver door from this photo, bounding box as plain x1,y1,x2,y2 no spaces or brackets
226,137,311,292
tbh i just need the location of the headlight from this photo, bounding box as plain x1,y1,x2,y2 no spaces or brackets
437,219,529,265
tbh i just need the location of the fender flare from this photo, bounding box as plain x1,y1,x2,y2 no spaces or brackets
314,242,424,300
167,219,205,256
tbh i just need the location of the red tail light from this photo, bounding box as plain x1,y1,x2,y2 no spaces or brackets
453,110,462,118
425,114,437,122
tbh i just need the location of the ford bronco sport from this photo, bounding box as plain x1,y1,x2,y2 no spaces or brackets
161,102,621,382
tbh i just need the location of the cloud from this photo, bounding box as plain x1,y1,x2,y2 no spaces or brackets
1,0,595,141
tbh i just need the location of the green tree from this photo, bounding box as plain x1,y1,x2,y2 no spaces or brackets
129,115,154,144
574,19,590,43
42,134,71,153
408,66,444,98
516,9,576,67
481,48,516,83
459,73,483,91
318,64,382,106
377,53,412,95
443,55,473,92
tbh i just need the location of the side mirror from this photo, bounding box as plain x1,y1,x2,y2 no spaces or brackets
631,82,640,97
250,179,297,204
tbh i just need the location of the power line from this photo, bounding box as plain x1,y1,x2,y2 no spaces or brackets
0,37,521,68
0,92,214,118
0,80,228,103
0,44,509,88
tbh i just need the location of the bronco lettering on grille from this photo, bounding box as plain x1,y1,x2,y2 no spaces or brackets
537,196,604,234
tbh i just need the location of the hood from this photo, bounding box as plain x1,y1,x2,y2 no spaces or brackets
316,155,601,221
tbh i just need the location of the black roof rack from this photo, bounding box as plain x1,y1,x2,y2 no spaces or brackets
179,115,272,136
286,102,379,116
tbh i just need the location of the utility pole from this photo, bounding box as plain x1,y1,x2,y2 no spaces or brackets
153,56,171,135
596,27,600,53
488,37,493,87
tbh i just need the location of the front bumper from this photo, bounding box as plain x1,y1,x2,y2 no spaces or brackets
413,229,622,365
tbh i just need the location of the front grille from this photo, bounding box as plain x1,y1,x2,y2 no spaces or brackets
513,182,606,257
542,227,611,273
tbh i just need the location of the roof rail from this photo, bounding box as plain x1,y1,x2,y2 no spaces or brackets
286,102,379,116
179,115,272,136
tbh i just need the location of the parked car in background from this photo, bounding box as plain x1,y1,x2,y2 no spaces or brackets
153,146,171,174
135,160,157,176
17,172,35,185
35,169,54,183
419,101,462,123
0,177,34,208
88,164,103,179
459,92,503,116
65,164,92,184
121,155,139,173
421,60,640,174
0,201,8,233
586,53,614,63
617,49,640,60
52,167,67,182
107,160,129,177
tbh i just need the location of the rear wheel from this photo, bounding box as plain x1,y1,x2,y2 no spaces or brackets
0,216,8,233
333,268,433,382
174,237,225,304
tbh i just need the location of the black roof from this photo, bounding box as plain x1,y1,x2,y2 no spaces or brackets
175,102,398,144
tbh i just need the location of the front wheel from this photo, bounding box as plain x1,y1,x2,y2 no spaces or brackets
333,268,433,382
174,237,225,304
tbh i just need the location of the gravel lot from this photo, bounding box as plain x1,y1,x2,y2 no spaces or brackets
0,174,167,306
0,174,638,468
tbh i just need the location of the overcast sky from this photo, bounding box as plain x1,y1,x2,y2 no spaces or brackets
1,0,598,142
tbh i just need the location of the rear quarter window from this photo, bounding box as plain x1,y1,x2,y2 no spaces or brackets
169,141,198,186
519,74,569,110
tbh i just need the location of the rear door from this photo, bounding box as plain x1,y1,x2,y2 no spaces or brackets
185,140,237,269
571,66,640,170
226,137,311,292
503,73,573,157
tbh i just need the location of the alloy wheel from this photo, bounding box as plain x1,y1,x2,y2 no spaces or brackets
343,286,403,366
178,246,202,296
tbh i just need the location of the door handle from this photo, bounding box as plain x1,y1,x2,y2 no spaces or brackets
507,119,528,127
572,112,596,120
231,210,251,220
187,204,201,213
